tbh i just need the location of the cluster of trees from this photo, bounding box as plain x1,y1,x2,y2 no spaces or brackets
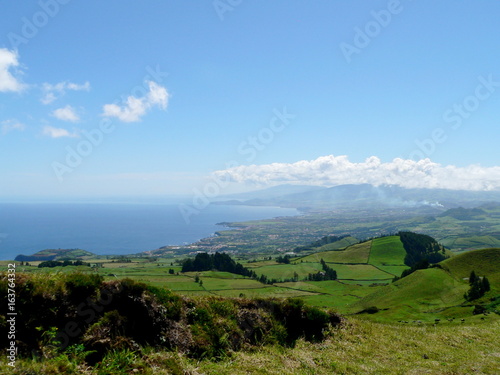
182,252,305,285
464,270,490,301
38,260,88,268
398,231,447,267
306,259,337,281
276,255,291,264
110,257,132,263
181,252,256,278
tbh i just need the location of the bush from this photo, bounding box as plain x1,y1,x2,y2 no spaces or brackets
65,272,103,302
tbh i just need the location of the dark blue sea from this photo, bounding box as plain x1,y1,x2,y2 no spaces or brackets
0,202,298,260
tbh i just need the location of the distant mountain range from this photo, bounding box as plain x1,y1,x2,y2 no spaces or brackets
217,184,500,211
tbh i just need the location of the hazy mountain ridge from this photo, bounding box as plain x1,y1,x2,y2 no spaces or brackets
219,184,500,211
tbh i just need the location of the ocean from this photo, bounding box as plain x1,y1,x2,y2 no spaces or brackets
0,202,299,261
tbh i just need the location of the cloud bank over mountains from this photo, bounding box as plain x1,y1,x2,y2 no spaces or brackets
214,155,500,191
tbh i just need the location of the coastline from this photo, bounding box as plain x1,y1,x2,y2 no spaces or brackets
0,202,300,261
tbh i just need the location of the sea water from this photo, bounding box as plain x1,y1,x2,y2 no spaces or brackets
0,202,298,260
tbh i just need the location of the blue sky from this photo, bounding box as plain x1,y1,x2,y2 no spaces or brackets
1,0,500,200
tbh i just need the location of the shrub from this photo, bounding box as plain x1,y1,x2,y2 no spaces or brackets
146,285,183,320
64,272,103,303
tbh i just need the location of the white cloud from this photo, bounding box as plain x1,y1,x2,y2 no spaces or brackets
0,48,25,92
146,81,169,109
41,81,90,104
213,155,500,191
51,105,80,122
42,126,79,138
102,81,170,122
1,119,26,135
102,96,147,123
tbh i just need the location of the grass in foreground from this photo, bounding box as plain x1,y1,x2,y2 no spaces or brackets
196,318,500,375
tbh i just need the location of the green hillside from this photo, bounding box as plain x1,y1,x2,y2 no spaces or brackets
440,248,500,287
352,248,500,322
352,268,469,320
368,236,406,266
295,240,371,264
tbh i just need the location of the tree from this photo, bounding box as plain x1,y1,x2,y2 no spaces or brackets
482,276,490,292
469,270,477,285
465,274,490,301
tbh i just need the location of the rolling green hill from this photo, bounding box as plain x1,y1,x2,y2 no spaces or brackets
440,248,500,288
351,248,500,321
368,236,406,266
295,240,371,264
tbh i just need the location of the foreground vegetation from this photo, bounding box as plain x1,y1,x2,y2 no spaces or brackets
0,272,339,374
1,316,499,374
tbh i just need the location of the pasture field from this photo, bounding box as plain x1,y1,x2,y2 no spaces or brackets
197,277,266,290
440,247,500,286
368,236,406,266
351,268,471,322
253,263,323,279
372,265,408,276
332,264,393,281
214,286,317,299
295,241,371,264
440,235,500,250
183,270,247,279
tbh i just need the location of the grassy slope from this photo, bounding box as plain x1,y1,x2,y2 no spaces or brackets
296,241,372,264
351,268,469,320
351,248,500,321
194,318,500,375
253,263,323,279
368,236,406,266
440,248,500,288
